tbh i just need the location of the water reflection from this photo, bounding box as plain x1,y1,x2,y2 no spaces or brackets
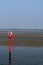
0,46,43,65
8,62,12,65
8,57,12,65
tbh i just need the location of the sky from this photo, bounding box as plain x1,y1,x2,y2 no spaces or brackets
0,0,43,29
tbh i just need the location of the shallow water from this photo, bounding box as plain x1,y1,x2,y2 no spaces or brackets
0,46,43,65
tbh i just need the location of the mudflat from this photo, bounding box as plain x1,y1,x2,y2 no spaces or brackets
0,33,43,47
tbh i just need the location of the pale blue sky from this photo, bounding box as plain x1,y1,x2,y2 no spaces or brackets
0,0,43,29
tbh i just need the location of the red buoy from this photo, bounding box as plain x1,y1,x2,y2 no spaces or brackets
8,31,14,63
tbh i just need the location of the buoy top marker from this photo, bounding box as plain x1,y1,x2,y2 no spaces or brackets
8,31,12,35
8,31,13,38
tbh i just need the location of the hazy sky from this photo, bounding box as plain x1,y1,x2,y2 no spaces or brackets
0,0,43,29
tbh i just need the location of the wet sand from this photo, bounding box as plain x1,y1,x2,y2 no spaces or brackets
0,33,43,47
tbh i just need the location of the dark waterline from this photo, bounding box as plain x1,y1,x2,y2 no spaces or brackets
0,46,43,65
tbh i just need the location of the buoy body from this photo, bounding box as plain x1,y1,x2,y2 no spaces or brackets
8,32,14,63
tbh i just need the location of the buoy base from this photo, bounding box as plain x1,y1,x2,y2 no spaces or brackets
9,52,11,63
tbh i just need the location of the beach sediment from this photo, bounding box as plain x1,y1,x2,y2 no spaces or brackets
0,33,43,47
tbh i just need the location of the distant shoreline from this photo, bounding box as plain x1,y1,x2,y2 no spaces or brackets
0,29,43,34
